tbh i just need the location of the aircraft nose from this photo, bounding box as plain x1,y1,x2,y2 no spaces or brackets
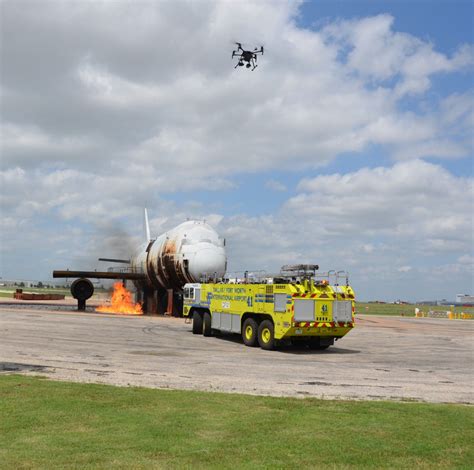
188,247,226,281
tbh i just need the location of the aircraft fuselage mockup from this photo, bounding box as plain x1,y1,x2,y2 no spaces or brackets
53,210,227,314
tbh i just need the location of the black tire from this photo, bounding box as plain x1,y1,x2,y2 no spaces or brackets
258,319,275,350
203,311,212,336
192,311,203,334
242,318,259,347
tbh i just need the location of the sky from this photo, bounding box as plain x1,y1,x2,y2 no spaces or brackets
0,0,473,302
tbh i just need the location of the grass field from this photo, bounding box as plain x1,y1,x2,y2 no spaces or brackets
356,302,473,317
0,375,472,469
0,286,108,299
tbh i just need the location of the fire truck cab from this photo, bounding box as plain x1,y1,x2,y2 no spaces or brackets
183,265,355,350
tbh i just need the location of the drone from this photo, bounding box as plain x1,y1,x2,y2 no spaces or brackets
232,42,264,70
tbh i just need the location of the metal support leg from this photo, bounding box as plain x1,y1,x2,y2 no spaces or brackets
136,288,143,306
143,288,157,314
166,289,173,316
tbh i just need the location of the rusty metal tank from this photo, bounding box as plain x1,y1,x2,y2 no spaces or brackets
131,220,227,291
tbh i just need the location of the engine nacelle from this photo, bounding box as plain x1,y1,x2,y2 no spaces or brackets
70,278,94,311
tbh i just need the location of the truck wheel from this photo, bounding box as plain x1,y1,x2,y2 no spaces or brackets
242,318,258,347
192,311,203,334
258,320,275,350
203,312,212,337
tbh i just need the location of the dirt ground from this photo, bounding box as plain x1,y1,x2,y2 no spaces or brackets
0,300,472,403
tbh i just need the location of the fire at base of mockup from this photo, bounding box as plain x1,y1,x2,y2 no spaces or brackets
96,282,143,315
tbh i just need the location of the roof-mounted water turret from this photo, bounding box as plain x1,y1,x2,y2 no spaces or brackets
279,264,319,279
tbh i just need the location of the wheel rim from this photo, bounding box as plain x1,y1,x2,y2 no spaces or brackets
245,325,253,340
261,328,271,343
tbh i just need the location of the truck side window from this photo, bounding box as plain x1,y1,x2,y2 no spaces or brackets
189,288,194,300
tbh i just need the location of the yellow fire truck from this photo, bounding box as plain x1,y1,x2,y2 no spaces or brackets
183,265,355,350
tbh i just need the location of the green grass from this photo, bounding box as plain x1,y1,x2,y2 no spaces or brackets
0,287,71,298
356,302,473,317
0,291,16,298
0,286,108,299
0,376,472,469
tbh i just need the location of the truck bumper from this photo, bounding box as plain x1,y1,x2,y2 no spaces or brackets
277,325,352,340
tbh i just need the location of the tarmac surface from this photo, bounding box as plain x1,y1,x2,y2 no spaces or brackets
0,301,472,403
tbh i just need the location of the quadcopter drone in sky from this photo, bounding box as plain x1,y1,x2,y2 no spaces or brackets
232,42,264,70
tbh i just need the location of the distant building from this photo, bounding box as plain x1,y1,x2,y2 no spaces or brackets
419,300,447,305
0,279,62,288
1,279,36,288
456,294,474,305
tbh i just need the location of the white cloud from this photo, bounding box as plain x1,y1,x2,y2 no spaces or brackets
322,14,474,96
291,159,472,245
2,3,472,175
1,123,94,164
458,254,474,266
397,266,412,273
265,179,287,192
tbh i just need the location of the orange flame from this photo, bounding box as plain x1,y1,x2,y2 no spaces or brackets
96,282,143,315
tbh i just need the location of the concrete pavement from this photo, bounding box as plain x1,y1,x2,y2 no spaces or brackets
0,304,472,403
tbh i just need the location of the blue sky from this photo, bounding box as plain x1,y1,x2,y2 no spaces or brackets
1,0,472,301
302,0,473,52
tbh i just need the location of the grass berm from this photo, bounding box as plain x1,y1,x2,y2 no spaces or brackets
356,302,473,317
0,375,472,469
